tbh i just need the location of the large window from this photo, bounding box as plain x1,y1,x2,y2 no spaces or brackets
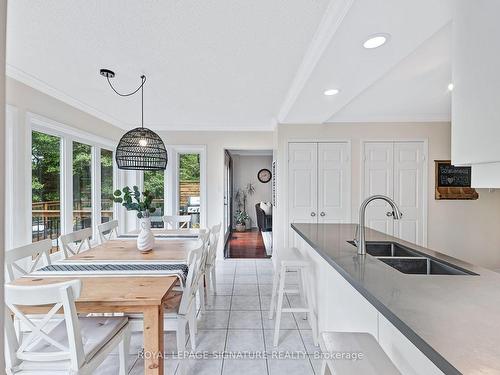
178,153,201,228
31,131,61,248
144,170,164,228
73,141,92,230
100,149,114,223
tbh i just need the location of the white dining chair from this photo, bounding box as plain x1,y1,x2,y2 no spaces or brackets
163,215,192,229
128,244,204,352
97,220,119,243
204,223,222,295
5,239,53,282
59,228,93,259
5,280,130,375
196,230,211,313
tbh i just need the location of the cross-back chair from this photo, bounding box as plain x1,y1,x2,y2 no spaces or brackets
5,280,130,375
5,239,53,282
97,220,119,243
59,228,93,259
162,215,192,229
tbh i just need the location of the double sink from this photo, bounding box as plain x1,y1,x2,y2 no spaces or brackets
348,241,478,276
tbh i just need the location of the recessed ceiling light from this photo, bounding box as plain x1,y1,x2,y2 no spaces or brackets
447,83,454,91
363,34,389,49
324,89,340,96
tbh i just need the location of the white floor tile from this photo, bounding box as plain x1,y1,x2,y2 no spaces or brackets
222,359,268,375
293,313,313,330
268,359,315,375
258,274,274,284
205,295,232,310
229,310,262,329
264,329,306,353
93,354,136,375
197,310,230,330
259,284,274,296
231,295,261,311
299,330,319,355
187,329,227,352
234,274,258,284
263,313,298,330
211,273,235,284
309,355,325,375
176,358,223,375
226,329,265,352
233,283,259,296
130,358,179,375
260,295,290,311
207,283,233,296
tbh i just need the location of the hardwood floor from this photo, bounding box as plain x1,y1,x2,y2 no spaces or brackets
226,229,269,258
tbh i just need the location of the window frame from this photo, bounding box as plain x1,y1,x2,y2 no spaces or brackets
141,145,207,229
27,112,118,244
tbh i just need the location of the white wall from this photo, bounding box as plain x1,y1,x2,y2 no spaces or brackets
231,154,272,228
275,123,500,269
156,131,274,257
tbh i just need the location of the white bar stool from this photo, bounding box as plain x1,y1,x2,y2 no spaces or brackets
268,247,318,347
320,332,401,375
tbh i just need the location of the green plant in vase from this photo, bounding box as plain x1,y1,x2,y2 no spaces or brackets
112,186,156,218
113,186,156,252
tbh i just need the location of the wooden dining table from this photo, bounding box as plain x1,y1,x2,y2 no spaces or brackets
9,237,201,375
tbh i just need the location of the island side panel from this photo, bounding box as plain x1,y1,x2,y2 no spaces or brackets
293,231,444,375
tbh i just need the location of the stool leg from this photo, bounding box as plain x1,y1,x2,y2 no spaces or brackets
268,266,280,320
320,360,328,375
273,265,287,347
304,266,318,346
297,268,308,321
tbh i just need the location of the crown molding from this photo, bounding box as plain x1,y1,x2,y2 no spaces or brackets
6,64,128,129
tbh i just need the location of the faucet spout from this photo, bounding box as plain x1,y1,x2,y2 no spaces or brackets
356,195,402,255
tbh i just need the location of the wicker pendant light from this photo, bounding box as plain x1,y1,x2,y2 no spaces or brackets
100,69,167,170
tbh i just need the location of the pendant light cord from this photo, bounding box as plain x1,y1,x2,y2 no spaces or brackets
106,75,146,128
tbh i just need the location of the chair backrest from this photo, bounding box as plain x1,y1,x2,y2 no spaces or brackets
59,228,93,259
162,215,192,229
179,245,204,315
197,230,211,272
5,239,53,282
207,223,222,265
97,220,119,243
4,280,85,371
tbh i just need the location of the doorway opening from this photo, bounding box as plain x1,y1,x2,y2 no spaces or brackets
224,149,273,258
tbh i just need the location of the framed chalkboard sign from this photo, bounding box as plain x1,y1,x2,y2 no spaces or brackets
435,160,478,200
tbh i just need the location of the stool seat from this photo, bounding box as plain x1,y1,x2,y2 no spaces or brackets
321,332,400,375
276,247,310,267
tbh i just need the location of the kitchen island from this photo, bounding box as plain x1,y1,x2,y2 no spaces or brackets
291,223,500,375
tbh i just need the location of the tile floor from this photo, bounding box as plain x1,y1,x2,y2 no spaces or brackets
95,258,324,375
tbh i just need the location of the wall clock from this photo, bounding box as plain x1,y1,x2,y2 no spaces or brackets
258,168,272,183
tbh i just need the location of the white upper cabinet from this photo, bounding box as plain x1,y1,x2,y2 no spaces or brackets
452,0,500,177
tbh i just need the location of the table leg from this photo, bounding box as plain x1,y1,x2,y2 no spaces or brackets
143,305,164,375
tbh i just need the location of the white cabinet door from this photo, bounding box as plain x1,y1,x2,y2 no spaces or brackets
393,142,425,245
363,141,426,246
288,143,318,244
363,142,394,236
318,143,351,224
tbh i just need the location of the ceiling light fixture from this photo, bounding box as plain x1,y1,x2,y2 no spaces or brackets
100,69,167,171
324,88,340,96
363,34,389,49
447,83,454,91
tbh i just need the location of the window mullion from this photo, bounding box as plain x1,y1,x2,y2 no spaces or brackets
61,137,73,235
92,146,101,241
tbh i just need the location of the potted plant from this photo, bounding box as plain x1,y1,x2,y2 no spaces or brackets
113,186,156,253
234,182,255,230
234,210,249,232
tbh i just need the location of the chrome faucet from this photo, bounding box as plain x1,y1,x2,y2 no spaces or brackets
356,195,402,255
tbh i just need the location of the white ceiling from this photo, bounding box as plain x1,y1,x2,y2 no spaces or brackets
6,0,453,131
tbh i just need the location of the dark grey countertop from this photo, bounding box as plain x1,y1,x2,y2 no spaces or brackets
292,223,500,375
